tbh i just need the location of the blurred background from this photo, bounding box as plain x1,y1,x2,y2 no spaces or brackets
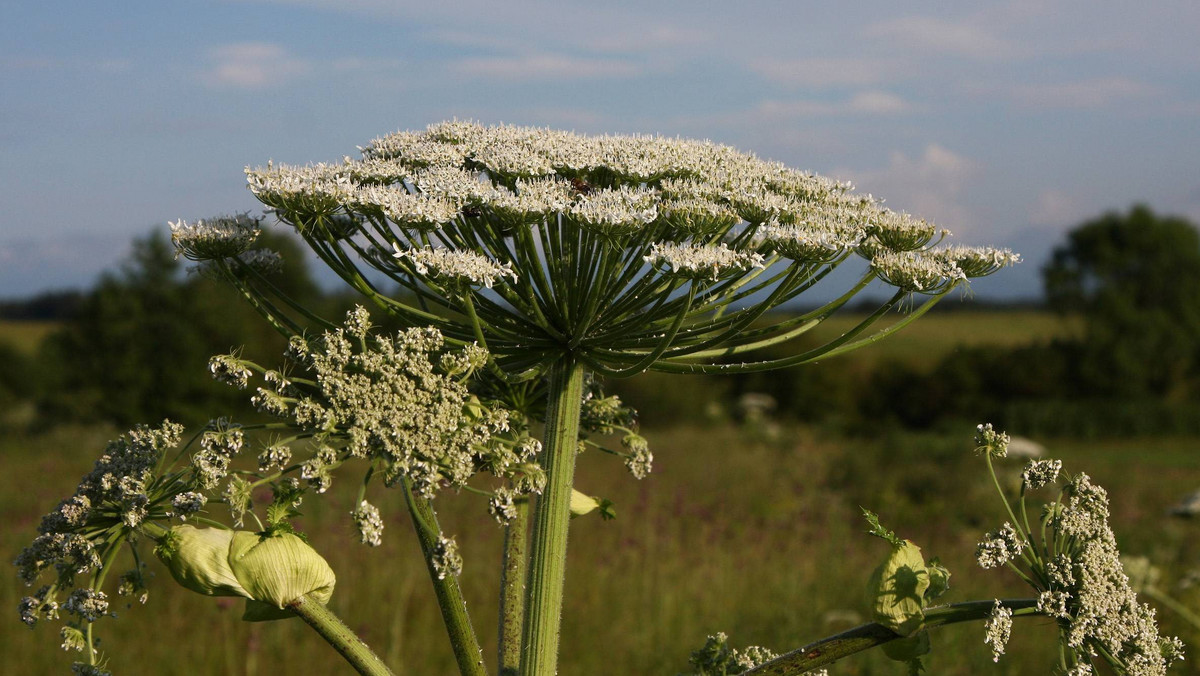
3,2,1199,673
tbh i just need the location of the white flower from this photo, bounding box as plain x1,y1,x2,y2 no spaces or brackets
984,600,1013,662
872,250,965,294
645,242,765,280
352,500,384,547
1022,459,1062,490
393,245,518,288
431,536,462,579
567,185,659,235
934,245,1021,278
170,216,261,262
976,522,1025,569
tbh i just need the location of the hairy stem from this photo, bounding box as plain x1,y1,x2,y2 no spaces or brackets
744,599,1041,675
402,480,488,676
289,593,395,676
519,360,586,676
499,496,531,675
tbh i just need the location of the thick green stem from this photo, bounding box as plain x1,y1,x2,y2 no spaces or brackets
402,481,489,676
289,593,395,676
499,496,531,675
744,599,1040,675
519,360,586,676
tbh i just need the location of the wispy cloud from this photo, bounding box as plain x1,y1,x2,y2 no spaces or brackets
1000,77,1159,109
584,25,709,53
749,57,896,88
1029,189,1087,227
449,53,641,81
865,16,1021,61
201,43,310,90
739,91,915,120
836,144,979,232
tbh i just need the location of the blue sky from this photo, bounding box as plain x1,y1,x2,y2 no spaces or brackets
2,0,1198,300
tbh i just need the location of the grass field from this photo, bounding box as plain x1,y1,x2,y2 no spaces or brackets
0,310,1077,367
6,422,1199,675
804,309,1081,371
6,309,1197,674
0,320,60,355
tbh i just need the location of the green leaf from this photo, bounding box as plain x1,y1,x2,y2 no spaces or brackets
861,507,904,548
598,498,617,521
924,557,951,602
881,629,931,663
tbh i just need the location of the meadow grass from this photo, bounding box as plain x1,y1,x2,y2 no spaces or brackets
0,320,61,356
804,309,1081,371
6,422,1198,674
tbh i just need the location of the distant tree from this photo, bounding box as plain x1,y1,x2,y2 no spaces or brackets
0,290,84,320
1043,204,1200,399
37,225,321,426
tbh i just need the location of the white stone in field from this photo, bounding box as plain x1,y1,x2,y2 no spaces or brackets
1170,489,1200,517
1005,436,1044,458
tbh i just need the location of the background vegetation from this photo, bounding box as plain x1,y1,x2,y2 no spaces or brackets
3,205,1199,673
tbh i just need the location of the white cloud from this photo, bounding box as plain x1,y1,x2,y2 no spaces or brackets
836,144,979,232
729,91,915,121
749,57,895,88
1029,190,1087,227
585,25,709,53
201,43,309,90
865,16,1020,61
1000,77,1159,109
449,53,640,81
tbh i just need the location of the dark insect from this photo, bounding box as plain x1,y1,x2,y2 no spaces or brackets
569,177,594,196
462,205,483,218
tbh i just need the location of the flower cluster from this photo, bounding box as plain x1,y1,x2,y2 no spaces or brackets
974,426,1184,674
684,632,780,675
206,307,546,545
394,244,518,288
975,522,1025,569
983,600,1012,662
15,421,195,673
169,215,261,262
974,422,1010,457
645,242,765,280
243,121,1018,378
1022,458,1062,491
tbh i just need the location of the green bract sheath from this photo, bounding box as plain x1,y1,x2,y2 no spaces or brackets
157,525,249,598
568,489,600,518
229,530,336,609
867,540,929,638
157,526,336,622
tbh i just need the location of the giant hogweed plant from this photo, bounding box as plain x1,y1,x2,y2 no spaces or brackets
16,122,1181,675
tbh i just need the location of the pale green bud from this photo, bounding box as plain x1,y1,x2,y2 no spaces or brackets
867,540,929,637
156,526,248,598
228,531,336,609
569,489,600,517
156,526,336,622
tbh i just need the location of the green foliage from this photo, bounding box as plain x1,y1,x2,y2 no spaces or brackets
1044,204,1200,399
862,507,904,547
